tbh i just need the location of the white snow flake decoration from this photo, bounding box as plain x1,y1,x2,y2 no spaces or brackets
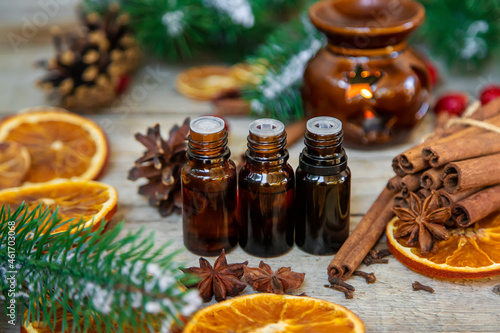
204,0,255,28
162,10,185,37
460,20,489,60
259,38,322,100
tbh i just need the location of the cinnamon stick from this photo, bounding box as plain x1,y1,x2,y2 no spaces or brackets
401,172,423,193
398,142,429,174
394,191,409,208
213,98,251,116
328,188,395,280
387,175,402,193
395,98,500,174
392,156,406,177
421,167,444,189
437,187,482,208
417,188,432,200
442,153,500,193
423,132,500,168
453,185,500,227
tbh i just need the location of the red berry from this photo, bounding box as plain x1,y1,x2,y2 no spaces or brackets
479,84,500,105
115,74,131,94
434,93,468,116
425,60,439,88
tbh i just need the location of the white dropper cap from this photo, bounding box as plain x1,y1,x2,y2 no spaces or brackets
307,116,342,136
249,118,285,137
190,116,225,134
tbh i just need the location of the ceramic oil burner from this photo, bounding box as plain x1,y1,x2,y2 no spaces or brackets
302,0,430,149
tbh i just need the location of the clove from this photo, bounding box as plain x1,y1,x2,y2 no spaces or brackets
353,270,376,284
493,284,500,296
324,284,354,299
412,281,434,293
328,276,355,291
363,256,389,266
373,249,392,258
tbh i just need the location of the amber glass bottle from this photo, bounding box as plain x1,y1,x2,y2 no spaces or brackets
295,117,351,255
239,119,295,258
181,116,238,256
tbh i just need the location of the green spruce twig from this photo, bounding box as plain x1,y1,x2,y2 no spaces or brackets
0,204,201,332
242,4,324,123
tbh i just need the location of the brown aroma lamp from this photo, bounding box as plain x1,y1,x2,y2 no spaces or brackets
302,0,430,149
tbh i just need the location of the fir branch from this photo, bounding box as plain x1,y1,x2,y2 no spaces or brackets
415,0,500,70
242,5,324,123
85,0,304,61
0,204,201,332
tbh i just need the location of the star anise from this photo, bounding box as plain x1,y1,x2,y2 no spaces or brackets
393,190,451,254
182,250,248,302
128,118,189,216
243,261,305,294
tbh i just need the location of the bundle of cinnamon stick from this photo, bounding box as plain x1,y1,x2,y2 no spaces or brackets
328,97,500,281
391,97,500,227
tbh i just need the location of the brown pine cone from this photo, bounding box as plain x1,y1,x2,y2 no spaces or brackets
128,118,190,216
36,3,139,110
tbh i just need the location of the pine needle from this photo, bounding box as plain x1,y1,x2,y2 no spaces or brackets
0,203,201,332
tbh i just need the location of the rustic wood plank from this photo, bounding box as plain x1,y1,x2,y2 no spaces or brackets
1,38,500,332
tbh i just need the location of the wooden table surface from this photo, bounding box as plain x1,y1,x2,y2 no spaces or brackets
2,39,500,332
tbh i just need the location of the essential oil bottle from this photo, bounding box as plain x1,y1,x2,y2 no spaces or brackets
181,116,238,256
295,116,351,255
238,118,295,258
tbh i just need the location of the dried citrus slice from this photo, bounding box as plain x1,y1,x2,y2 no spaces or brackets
0,141,30,190
387,213,500,279
230,63,265,85
176,66,240,101
0,180,117,234
183,293,364,333
0,107,109,184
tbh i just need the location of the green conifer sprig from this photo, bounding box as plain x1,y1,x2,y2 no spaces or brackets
84,0,304,61
416,0,500,70
0,204,201,332
242,8,324,123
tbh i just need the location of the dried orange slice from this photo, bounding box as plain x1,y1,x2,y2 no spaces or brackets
0,107,109,184
0,141,31,190
183,293,365,333
387,213,500,279
176,66,240,101
230,63,265,85
0,180,117,234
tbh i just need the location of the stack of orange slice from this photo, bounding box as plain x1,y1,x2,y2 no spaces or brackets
0,107,116,234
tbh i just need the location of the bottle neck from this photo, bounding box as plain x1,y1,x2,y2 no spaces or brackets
187,130,230,164
299,130,347,175
245,131,289,166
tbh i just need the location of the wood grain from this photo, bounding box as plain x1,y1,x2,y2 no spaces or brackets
1,37,500,333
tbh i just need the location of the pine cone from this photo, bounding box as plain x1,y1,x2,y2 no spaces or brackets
36,3,140,110
128,119,190,216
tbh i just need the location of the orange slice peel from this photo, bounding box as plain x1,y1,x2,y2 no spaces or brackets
387,213,500,279
0,107,109,184
183,293,365,333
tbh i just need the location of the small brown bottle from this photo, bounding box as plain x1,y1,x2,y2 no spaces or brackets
295,116,351,255
181,116,238,256
239,119,295,258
